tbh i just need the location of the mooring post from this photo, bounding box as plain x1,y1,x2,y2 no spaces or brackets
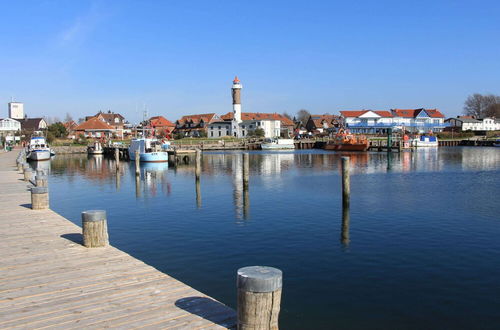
81,210,109,248
35,174,48,188
17,161,23,172
114,148,120,171
135,175,141,198
195,178,201,208
195,149,201,181
237,266,282,330
23,168,34,182
30,187,49,210
341,156,350,209
341,204,350,245
135,150,140,176
243,153,249,189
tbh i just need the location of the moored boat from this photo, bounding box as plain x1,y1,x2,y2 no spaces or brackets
324,129,368,151
493,139,500,147
87,141,104,155
128,138,169,162
27,137,51,161
411,135,438,147
261,138,295,150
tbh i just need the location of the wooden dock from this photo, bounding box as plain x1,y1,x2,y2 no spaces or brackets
0,150,236,329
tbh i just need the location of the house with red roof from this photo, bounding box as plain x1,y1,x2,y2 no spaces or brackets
340,110,394,134
339,108,447,134
305,114,341,134
174,113,222,137
390,108,446,132
74,117,115,138
149,116,176,137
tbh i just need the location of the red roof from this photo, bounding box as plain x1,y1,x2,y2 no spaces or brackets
424,109,445,118
74,117,114,131
233,76,240,83
340,110,393,118
392,108,444,118
177,113,218,125
150,116,175,127
308,115,341,129
221,112,294,126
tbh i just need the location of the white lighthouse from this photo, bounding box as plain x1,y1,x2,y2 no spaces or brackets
232,76,242,123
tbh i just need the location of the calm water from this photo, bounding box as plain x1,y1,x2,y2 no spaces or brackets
36,148,500,329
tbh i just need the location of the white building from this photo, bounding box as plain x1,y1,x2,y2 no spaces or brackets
340,108,447,134
445,117,500,131
8,102,24,120
0,118,21,135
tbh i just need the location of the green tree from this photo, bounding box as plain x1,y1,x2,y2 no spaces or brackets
254,128,265,137
47,122,68,138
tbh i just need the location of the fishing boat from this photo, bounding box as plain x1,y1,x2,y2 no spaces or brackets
26,136,52,161
324,129,369,151
493,139,500,147
87,141,104,155
411,135,438,147
261,138,295,150
128,138,169,162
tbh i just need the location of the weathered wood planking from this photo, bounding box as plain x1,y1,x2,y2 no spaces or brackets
0,150,236,329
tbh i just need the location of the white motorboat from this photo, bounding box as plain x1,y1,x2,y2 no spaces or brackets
27,137,51,161
128,138,169,162
411,135,438,147
87,141,104,155
261,138,295,150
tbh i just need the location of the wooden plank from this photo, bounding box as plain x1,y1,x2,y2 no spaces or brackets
0,150,236,329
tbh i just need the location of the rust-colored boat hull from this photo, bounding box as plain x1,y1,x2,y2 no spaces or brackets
324,143,368,152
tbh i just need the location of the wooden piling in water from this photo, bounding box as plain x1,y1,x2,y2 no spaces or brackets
135,150,140,175
115,148,120,171
31,187,49,210
237,266,282,330
243,153,249,189
195,149,201,181
81,210,109,248
341,204,350,245
341,156,350,208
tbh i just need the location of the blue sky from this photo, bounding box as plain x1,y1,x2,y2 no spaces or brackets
1,0,499,123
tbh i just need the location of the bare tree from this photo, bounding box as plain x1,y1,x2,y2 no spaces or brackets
296,109,311,124
463,93,500,118
282,112,292,120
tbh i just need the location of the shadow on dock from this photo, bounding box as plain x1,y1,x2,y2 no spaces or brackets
60,233,84,245
175,296,237,329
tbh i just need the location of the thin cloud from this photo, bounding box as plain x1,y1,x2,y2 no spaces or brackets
56,1,105,48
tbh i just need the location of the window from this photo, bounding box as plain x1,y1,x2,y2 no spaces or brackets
257,122,260,126
242,125,245,129
218,126,221,129
249,125,253,129
211,132,213,137
218,131,221,137
114,118,119,123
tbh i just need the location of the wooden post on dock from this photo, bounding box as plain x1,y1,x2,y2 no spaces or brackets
237,266,282,330
135,150,140,176
31,187,49,210
341,156,350,208
195,149,201,181
81,210,109,248
23,168,33,182
114,148,120,171
242,153,249,189
35,175,48,188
